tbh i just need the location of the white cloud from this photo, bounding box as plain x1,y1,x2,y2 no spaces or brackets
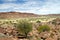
1,0,17,2
37,0,60,14
0,4,12,9
0,0,60,14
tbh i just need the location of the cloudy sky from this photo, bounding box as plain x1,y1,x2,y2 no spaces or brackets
0,0,60,15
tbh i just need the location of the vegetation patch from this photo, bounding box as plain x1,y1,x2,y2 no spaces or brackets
37,25,50,33
16,20,33,38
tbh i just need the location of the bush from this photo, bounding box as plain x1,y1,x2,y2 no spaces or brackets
16,20,32,37
36,20,41,23
37,25,50,33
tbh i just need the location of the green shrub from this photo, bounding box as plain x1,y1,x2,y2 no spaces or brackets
37,25,50,33
16,20,32,37
36,20,41,23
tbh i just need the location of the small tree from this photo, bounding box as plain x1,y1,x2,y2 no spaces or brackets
37,25,50,33
16,20,32,37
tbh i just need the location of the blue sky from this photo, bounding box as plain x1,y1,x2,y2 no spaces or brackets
0,0,60,15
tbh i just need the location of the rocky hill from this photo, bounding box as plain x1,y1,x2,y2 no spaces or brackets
0,12,60,19
0,12,39,19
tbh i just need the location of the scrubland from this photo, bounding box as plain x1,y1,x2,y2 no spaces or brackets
0,16,60,40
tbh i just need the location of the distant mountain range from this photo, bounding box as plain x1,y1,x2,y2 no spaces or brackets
0,12,60,19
